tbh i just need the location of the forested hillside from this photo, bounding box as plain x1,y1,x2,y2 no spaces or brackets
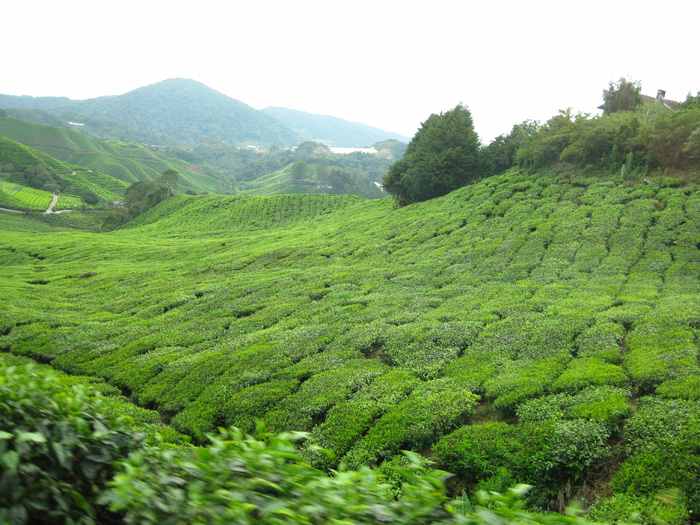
2,169,698,521
0,79,299,147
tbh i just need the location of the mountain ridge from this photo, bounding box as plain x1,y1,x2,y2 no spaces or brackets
263,106,409,147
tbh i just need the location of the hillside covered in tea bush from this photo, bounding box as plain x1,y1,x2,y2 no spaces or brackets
1,168,698,521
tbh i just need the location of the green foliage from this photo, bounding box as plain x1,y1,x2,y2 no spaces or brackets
0,179,53,210
384,105,484,205
1,170,698,516
588,492,689,525
517,387,632,428
483,121,540,175
516,103,700,173
551,358,627,392
0,363,140,524
103,428,451,525
344,378,479,468
435,419,610,504
602,78,642,114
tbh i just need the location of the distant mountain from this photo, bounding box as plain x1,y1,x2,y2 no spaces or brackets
262,107,409,147
0,79,299,147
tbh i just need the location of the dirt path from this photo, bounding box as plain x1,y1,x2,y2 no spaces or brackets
0,207,24,214
44,193,73,215
45,193,59,214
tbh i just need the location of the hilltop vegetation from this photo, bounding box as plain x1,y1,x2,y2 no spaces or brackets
1,169,698,521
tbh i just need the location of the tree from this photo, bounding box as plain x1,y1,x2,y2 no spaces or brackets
602,78,642,114
681,91,700,109
383,105,483,206
483,120,540,175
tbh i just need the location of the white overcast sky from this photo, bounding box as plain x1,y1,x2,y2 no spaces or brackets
2,0,698,142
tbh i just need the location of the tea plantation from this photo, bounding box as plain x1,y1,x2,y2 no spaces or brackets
1,169,698,520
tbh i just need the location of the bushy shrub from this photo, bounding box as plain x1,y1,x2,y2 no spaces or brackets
0,364,141,524
435,419,610,506
343,378,479,468
588,492,689,525
612,448,700,516
575,322,624,363
552,358,628,392
484,355,570,410
516,387,631,428
103,428,456,525
515,102,700,173
656,375,700,400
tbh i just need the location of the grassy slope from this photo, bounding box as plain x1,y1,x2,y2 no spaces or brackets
0,170,698,507
0,116,227,193
239,162,384,198
0,180,53,210
0,134,126,203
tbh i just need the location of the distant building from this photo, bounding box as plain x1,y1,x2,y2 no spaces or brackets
598,89,681,112
641,89,681,111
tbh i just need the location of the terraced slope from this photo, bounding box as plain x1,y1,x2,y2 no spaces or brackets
0,170,698,512
0,134,125,204
0,116,227,193
0,180,53,210
238,161,385,198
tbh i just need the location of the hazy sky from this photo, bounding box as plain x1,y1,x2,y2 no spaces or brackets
3,0,698,141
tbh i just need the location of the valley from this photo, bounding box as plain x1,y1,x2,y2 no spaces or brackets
1,68,699,524
1,169,698,519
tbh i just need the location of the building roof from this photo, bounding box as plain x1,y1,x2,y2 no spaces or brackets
640,93,681,110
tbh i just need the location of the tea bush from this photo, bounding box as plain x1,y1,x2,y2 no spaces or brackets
1,170,698,516
0,363,140,524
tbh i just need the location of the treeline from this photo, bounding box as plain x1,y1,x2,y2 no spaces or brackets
0,360,650,525
385,80,700,205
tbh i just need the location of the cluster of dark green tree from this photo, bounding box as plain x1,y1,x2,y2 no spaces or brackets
102,169,180,228
0,361,658,525
385,80,700,205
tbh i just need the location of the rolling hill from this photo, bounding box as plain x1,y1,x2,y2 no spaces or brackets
0,79,299,147
239,160,385,198
263,106,409,147
0,134,128,206
1,169,698,518
0,115,228,193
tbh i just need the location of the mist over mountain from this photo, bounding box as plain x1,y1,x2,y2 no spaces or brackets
0,79,407,149
263,106,409,147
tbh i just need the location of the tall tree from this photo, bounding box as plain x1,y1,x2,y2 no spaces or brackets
602,78,642,114
383,105,483,206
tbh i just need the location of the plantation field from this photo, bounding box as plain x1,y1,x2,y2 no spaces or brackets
0,180,53,210
0,116,229,193
0,169,698,516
